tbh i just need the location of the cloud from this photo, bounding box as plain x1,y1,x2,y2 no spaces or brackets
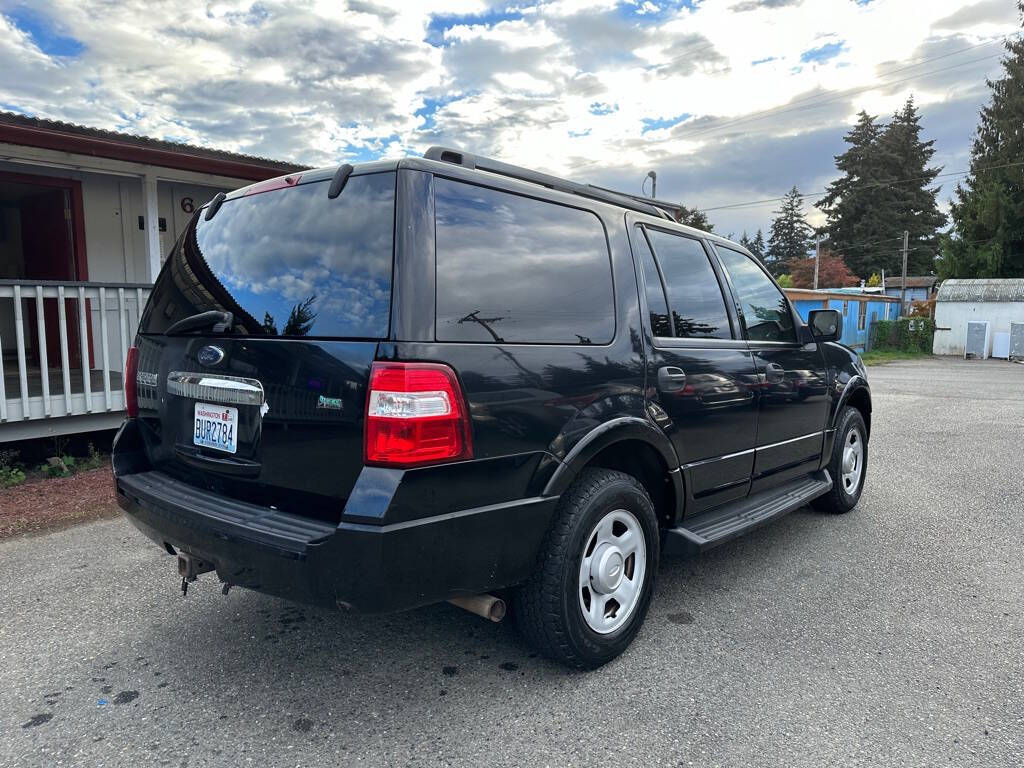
0,0,1018,236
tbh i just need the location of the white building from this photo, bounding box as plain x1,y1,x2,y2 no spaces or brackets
932,278,1024,357
0,111,304,441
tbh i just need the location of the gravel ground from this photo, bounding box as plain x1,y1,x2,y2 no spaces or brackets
1,356,1022,767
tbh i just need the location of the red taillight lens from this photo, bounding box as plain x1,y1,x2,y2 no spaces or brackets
125,346,139,418
364,362,472,467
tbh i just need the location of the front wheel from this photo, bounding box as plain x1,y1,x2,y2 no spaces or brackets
513,468,659,669
813,406,868,514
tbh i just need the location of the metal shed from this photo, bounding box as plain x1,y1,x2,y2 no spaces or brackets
933,278,1024,357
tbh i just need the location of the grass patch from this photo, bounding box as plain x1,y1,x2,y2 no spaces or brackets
859,348,933,366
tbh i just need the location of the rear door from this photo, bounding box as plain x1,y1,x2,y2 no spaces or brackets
134,171,397,524
630,222,760,514
711,244,830,493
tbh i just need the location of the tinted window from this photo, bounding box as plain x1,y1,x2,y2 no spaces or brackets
435,179,613,344
716,245,796,343
141,173,395,338
645,229,731,339
634,229,672,338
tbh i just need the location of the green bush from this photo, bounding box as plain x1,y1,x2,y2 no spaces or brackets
870,317,935,353
40,455,76,478
0,449,26,487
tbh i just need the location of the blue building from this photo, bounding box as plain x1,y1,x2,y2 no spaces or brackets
785,288,901,351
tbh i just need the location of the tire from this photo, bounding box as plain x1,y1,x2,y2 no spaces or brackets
512,468,659,669
812,406,868,514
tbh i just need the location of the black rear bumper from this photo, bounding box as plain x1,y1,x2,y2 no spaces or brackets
115,458,557,614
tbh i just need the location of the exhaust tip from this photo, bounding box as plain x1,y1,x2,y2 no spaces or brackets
448,594,506,623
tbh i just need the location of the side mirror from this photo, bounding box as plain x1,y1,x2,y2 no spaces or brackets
807,309,842,342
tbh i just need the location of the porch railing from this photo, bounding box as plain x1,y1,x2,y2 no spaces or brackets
0,279,151,425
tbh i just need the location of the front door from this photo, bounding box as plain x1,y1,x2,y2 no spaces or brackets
712,244,830,494
630,223,760,515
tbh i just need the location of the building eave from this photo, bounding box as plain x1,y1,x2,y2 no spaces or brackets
0,118,306,182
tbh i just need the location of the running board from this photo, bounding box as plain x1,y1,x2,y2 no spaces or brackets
663,470,832,558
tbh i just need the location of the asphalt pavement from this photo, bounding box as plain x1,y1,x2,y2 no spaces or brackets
1,356,1022,767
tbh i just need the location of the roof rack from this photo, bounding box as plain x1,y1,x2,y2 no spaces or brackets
424,146,677,221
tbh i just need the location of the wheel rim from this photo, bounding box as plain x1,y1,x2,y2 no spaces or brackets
841,427,864,495
577,509,646,634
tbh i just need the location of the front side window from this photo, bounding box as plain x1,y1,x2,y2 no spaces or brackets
715,245,797,343
645,229,731,339
434,179,614,344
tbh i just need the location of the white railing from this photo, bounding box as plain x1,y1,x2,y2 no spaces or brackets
0,280,151,424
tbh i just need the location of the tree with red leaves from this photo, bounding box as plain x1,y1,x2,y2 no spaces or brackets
790,252,858,289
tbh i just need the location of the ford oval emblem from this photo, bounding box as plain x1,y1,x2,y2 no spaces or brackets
197,345,225,367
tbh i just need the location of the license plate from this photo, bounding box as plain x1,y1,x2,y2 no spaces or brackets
193,402,238,454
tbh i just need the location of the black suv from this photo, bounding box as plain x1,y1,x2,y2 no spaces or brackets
113,148,870,669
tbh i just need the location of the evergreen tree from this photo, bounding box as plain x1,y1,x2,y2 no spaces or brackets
941,5,1024,279
740,229,767,262
675,205,713,232
818,101,945,278
817,110,886,274
764,187,812,276
876,96,946,274
282,295,318,336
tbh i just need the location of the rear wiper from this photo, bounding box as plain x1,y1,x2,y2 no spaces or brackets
165,310,233,335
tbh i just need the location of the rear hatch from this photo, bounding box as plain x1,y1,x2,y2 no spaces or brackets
133,170,396,524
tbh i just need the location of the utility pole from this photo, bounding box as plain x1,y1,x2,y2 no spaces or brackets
646,171,657,198
813,235,820,290
900,230,909,317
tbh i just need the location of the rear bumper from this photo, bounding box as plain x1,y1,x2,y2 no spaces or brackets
114,445,557,614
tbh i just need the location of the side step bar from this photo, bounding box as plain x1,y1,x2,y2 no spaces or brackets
663,470,832,558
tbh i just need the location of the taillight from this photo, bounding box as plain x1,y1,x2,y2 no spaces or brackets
125,346,139,418
364,362,472,467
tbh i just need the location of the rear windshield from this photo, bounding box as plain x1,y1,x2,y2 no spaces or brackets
140,172,395,338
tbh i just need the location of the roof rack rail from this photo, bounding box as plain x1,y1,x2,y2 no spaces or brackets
423,146,679,222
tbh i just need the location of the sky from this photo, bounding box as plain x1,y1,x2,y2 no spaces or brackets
0,0,1020,237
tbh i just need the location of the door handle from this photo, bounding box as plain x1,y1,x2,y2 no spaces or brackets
657,366,687,392
764,363,785,383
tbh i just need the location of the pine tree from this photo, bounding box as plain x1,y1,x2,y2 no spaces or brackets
876,96,946,274
675,205,713,232
941,5,1024,279
764,187,812,276
750,229,765,261
817,110,887,275
818,101,945,278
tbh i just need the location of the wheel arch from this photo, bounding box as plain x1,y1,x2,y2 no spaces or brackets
837,379,872,439
543,418,683,528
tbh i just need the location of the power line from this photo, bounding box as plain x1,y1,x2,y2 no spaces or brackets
674,49,1007,144
673,31,1021,142
700,160,1024,213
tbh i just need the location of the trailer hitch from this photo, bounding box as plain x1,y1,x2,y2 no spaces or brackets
177,553,214,597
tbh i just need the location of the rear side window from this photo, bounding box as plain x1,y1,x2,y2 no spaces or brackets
645,229,731,339
715,245,796,343
633,229,672,338
434,179,614,344
140,173,395,338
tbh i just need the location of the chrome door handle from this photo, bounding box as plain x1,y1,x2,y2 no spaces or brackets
764,363,785,383
657,366,687,392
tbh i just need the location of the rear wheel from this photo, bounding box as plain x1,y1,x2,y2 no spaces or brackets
513,468,659,669
813,406,868,514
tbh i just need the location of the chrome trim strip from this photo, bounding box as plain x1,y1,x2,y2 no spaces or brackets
167,371,264,406
679,431,824,471
681,447,754,471
756,430,823,449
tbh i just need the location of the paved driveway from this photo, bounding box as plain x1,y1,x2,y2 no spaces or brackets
2,357,1022,767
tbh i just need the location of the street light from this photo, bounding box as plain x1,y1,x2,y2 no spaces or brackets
643,170,657,198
